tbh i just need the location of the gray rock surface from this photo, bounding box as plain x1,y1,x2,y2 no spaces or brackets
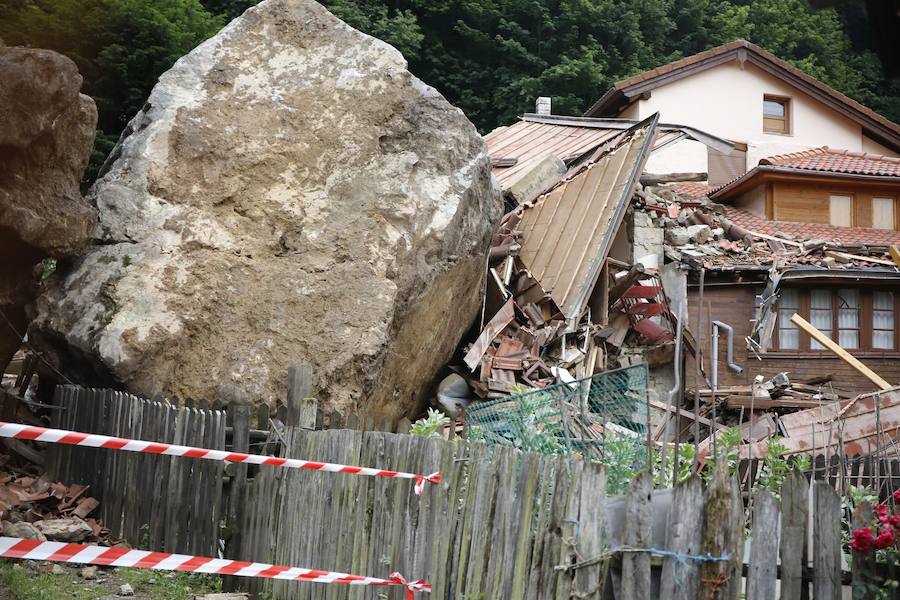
31,0,500,416
0,47,97,371
34,517,92,542
1,520,47,541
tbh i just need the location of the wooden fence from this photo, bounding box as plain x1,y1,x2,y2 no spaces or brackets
46,385,226,556
41,383,900,599
232,427,608,600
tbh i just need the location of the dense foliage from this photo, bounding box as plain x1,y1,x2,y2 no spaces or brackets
1,0,896,182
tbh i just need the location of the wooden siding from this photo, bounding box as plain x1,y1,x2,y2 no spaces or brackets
771,181,898,228
686,285,900,395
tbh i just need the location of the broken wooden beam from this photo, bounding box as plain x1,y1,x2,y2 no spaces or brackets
608,263,646,303
790,313,892,390
724,396,832,410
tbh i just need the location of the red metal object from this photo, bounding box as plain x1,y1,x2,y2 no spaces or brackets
621,277,675,344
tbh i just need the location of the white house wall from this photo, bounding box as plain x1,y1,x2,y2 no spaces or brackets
629,60,897,175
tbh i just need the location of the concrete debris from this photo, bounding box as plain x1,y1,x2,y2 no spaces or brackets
2,520,46,541
119,584,135,596
34,517,93,542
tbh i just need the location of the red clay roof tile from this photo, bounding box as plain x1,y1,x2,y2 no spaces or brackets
723,206,900,245
760,146,900,177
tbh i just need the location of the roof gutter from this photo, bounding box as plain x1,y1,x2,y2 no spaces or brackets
522,113,736,154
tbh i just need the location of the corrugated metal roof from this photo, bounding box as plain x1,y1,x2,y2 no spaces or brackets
517,114,660,319
484,114,724,185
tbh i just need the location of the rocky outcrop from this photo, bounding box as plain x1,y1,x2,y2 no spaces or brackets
31,0,500,415
0,47,97,371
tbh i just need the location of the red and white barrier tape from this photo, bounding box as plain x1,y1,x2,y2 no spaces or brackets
0,537,430,598
0,422,441,495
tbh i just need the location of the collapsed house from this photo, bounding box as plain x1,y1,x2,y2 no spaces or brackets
455,109,900,462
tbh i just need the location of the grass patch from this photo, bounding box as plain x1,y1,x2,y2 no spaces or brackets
118,568,222,600
0,561,222,600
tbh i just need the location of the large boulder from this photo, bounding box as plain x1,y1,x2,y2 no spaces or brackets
0,47,97,371
31,0,500,416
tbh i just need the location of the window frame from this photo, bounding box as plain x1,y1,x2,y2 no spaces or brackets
769,285,900,355
828,192,855,227
763,95,792,135
872,195,898,231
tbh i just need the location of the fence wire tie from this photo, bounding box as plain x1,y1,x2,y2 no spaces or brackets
554,546,731,573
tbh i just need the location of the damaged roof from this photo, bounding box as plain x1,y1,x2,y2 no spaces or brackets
518,114,659,319
710,146,900,201
759,146,900,177
723,206,900,246
584,39,900,152
485,113,735,185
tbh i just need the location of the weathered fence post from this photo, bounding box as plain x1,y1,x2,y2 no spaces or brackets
813,481,842,600
660,474,704,600
780,469,809,600
287,363,313,428
701,463,739,600
224,402,251,591
747,490,778,600
621,470,652,600
727,477,746,600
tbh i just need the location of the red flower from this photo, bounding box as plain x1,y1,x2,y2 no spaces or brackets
876,529,896,550
876,505,890,523
894,489,900,503
851,528,876,553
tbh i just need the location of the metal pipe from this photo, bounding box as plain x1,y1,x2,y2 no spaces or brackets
712,320,744,377
661,303,685,486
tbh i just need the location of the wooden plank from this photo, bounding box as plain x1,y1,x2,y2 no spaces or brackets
813,482,842,600
700,463,737,600
779,469,809,600
554,459,583,600
660,474,704,600
727,477,745,600
621,471,652,600
227,404,251,566
790,313,892,390
890,245,900,268
574,460,606,600
165,403,188,552
747,490,779,600
149,400,173,551
287,363,313,427
463,445,500,597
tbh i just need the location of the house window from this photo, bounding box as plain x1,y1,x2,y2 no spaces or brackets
829,194,853,227
873,196,896,230
837,288,860,349
874,291,895,349
773,287,898,352
809,289,832,350
778,288,800,350
763,96,790,134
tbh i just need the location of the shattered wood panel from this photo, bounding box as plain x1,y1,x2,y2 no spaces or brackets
517,116,659,319
740,387,900,458
485,117,682,185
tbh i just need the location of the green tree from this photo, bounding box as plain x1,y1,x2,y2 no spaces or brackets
1,0,222,182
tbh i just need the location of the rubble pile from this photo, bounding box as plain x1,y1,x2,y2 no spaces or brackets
641,185,898,270
463,212,600,398
0,464,109,544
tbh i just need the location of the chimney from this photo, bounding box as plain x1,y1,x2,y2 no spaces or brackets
535,96,552,116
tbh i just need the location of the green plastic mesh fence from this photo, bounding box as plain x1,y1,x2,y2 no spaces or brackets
466,364,649,494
